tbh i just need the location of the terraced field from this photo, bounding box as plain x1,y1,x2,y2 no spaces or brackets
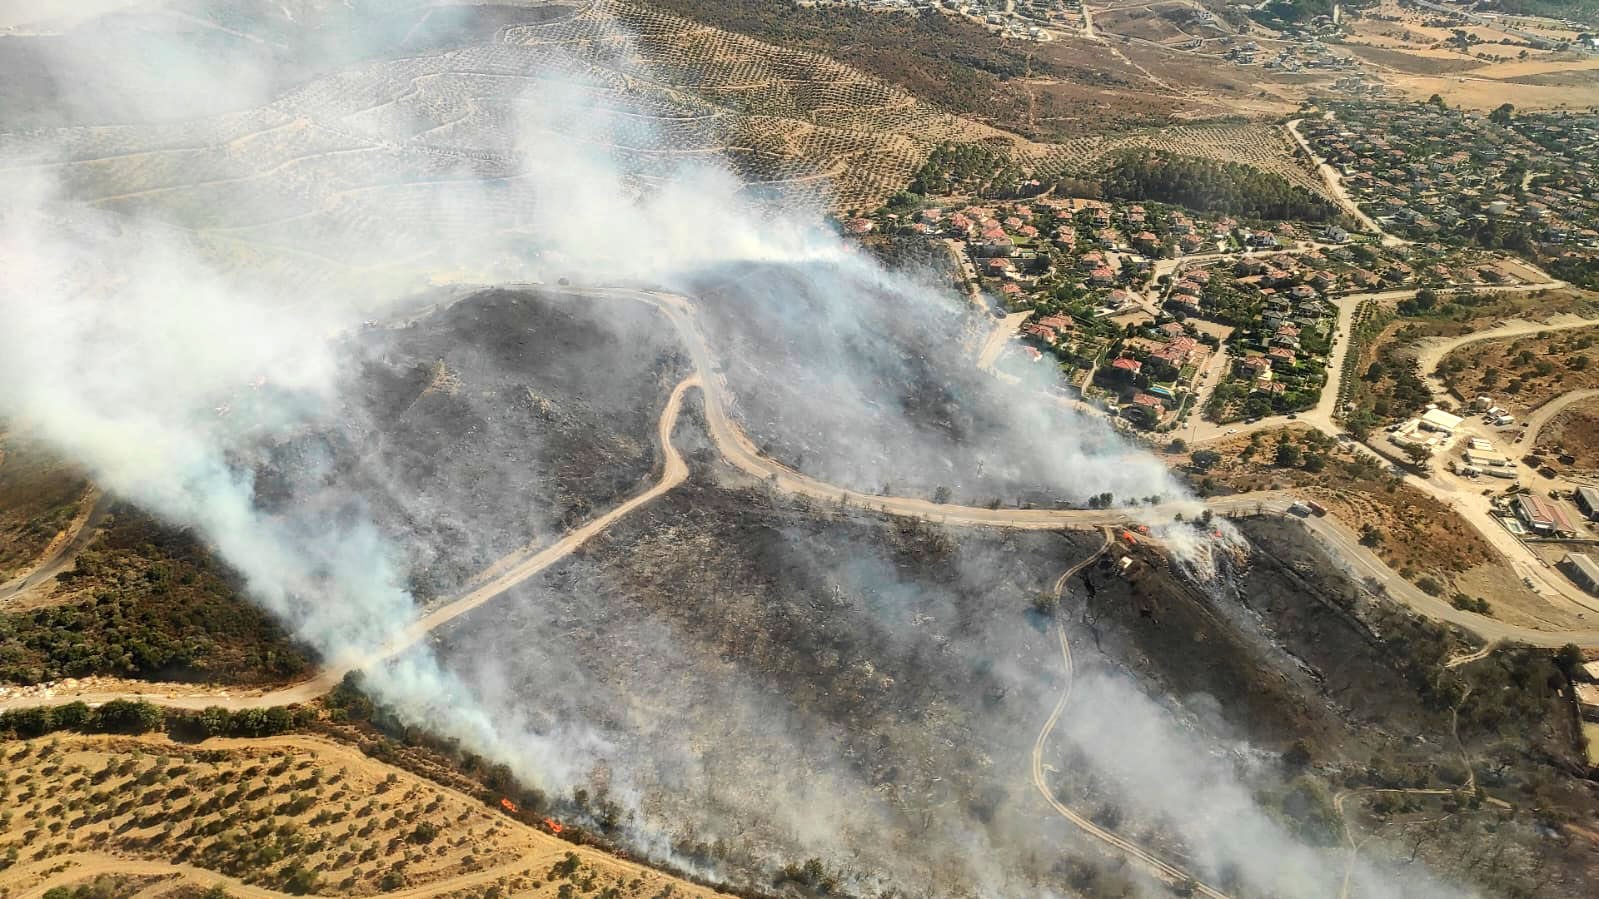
0,0,1328,296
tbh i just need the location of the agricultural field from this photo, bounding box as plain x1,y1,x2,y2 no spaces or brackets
1340,0,1599,108
0,732,721,899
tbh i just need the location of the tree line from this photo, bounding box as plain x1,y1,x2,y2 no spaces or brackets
1095,149,1341,223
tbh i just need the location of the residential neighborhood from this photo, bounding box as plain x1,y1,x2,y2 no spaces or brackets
1300,102,1599,289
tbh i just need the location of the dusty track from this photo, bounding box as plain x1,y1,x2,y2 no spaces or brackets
1523,388,1599,449
9,287,1599,899
10,287,1599,718
1031,529,1229,897
0,490,113,603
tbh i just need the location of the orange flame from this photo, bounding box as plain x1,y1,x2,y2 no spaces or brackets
1121,530,1138,544
500,798,518,814
544,818,564,834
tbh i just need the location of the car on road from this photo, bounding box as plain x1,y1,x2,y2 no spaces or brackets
1225,428,1238,435
1286,413,1298,420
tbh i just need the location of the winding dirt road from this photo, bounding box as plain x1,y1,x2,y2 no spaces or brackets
0,490,113,603
10,286,1599,719
11,286,1599,899
1031,529,1229,897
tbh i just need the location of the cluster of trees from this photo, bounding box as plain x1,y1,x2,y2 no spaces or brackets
907,142,1031,199
1096,149,1341,222
1550,253,1599,291
0,508,310,685
1251,0,1337,26
1358,350,1432,421
0,699,313,740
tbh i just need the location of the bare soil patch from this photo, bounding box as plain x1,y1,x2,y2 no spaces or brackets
1346,44,1484,75
1534,397,1599,472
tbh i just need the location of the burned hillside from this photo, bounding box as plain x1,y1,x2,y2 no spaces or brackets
409,398,1584,897
247,288,688,599
682,260,1173,508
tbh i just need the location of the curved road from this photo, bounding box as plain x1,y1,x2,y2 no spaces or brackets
1285,117,1405,247
0,491,113,602
9,287,1599,899
1031,530,1230,897
1523,388,1599,449
10,287,1599,717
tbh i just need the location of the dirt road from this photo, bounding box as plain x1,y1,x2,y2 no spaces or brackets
1414,314,1599,399
0,376,698,713
13,289,1599,718
1523,388,1599,448
1032,529,1229,898
0,490,113,603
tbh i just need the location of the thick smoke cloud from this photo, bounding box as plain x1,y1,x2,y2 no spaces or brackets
0,4,1468,898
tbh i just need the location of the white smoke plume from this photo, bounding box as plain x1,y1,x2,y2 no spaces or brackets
0,4,1476,898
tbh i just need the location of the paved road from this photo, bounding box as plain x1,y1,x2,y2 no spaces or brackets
1286,117,1404,246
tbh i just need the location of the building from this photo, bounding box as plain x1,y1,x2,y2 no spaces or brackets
1576,486,1599,521
1517,493,1578,537
1579,681,1599,722
1420,407,1464,434
1563,552,1599,596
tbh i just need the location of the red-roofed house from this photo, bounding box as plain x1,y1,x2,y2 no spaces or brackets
1111,356,1142,377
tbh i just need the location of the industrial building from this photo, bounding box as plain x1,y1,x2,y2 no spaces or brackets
1563,553,1599,596
1577,486,1599,522
1420,407,1464,434
1516,493,1577,537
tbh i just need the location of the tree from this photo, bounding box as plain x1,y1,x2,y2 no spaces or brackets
1275,442,1301,468
1403,443,1432,467
1190,449,1222,471
1555,643,1584,680
1428,94,1446,107
93,699,163,734
1359,524,1384,548
932,485,951,504
1032,591,1060,616
1489,102,1515,125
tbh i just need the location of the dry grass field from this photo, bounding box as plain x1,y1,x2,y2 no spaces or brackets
0,732,728,899
1534,397,1599,471
1441,329,1599,415
1343,0,1599,109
